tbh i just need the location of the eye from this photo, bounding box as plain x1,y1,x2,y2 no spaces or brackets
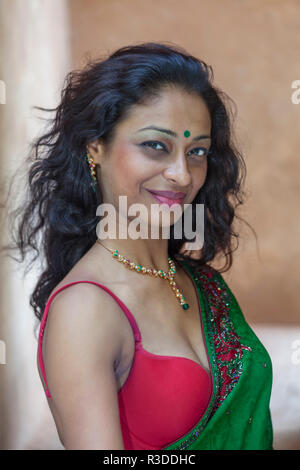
140,141,211,159
187,147,210,158
140,140,167,152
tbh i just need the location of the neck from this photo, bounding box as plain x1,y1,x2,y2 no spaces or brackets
96,236,172,273
93,209,183,280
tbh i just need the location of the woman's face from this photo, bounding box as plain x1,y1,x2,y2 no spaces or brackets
91,86,211,232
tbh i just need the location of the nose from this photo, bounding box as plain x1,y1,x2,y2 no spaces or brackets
163,152,192,187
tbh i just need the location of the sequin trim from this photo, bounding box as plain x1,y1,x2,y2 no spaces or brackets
164,263,252,450
199,265,252,414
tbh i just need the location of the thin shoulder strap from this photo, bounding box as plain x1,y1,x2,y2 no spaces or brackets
38,280,142,399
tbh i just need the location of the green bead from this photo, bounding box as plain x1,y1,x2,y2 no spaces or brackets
182,303,189,310
184,130,190,138
137,265,142,271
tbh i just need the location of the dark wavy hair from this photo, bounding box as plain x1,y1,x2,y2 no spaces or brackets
1,41,255,331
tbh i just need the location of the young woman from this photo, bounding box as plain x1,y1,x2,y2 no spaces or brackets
5,42,273,450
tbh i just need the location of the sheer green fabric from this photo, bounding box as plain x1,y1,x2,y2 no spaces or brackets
162,261,274,450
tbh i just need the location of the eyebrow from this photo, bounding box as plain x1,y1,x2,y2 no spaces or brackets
136,125,211,141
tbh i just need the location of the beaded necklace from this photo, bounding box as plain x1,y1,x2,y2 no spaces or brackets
96,239,189,310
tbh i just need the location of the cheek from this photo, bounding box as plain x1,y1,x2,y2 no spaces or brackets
112,146,144,191
191,161,207,193
199,163,208,185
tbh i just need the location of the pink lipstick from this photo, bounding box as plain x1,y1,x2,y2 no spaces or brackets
146,189,186,207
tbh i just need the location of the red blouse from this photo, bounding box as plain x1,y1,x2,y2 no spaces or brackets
38,279,213,450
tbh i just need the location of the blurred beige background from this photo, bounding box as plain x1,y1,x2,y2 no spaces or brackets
0,0,299,449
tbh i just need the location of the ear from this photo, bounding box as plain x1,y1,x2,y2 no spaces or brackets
86,138,105,166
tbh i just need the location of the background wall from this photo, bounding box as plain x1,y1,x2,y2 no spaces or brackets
0,0,299,449
0,0,71,450
70,0,300,325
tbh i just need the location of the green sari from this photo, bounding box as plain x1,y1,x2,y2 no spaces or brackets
162,260,273,450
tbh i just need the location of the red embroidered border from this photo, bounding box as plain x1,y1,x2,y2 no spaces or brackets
193,264,252,415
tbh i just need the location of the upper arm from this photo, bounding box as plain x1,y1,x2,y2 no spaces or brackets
41,283,125,450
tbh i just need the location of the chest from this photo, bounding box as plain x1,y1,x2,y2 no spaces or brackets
114,268,211,389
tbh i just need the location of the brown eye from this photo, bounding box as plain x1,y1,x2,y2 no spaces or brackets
188,147,209,158
140,140,167,152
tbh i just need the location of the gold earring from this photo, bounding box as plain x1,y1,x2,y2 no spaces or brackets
85,152,98,192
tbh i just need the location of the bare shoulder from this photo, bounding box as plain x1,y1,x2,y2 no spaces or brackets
40,281,127,449
46,281,126,364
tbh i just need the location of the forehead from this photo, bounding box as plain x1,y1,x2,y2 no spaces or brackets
116,86,211,135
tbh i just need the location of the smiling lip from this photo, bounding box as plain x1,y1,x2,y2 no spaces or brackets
146,189,186,199
146,189,186,207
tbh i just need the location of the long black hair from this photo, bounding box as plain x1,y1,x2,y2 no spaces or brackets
1,41,256,328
